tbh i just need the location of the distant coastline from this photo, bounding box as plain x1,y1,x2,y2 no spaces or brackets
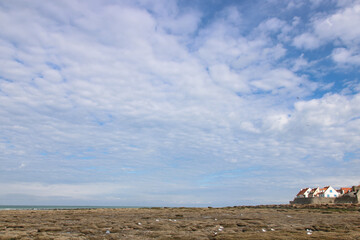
0,205,143,210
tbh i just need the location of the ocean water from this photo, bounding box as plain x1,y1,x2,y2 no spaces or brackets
0,205,141,210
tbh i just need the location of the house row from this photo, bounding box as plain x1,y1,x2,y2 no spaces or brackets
296,186,353,198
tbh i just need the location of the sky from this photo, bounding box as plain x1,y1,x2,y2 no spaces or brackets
0,0,359,207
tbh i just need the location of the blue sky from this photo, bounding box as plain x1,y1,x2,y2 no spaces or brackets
0,0,359,207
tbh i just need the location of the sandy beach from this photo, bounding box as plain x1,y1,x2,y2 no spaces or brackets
0,204,360,239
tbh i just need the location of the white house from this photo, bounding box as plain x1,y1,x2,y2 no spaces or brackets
317,186,338,198
308,187,320,197
296,188,312,198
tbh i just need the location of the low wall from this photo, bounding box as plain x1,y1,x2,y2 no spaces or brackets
290,197,335,205
335,191,359,204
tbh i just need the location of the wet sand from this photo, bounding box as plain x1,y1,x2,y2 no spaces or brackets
1,204,360,239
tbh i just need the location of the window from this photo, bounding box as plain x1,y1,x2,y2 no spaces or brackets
327,194,330,197
330,190,332,193
334,194,337,197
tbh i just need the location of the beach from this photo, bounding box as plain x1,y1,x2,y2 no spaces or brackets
1,204,359,239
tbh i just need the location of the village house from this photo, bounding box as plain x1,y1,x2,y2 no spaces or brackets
317,186,338,198
308,187,320,197
296,188,312,198
339,187,352,195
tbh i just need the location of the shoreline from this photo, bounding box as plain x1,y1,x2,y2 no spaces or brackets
0,205,145,211
1,203,359,210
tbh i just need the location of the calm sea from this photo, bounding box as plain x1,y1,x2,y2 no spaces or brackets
0,205,142,210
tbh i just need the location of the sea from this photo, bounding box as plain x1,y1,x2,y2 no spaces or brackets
0,205,142,210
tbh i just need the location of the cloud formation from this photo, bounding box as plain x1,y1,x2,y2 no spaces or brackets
0,0,359,206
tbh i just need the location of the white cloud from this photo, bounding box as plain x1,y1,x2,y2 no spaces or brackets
332,48,360,65
292,93,360,150
250,67,308,93
293,2,360,54
265,113,291,131
240,121,260,133
313,3,360,45
291,54,309,71
208,64,250,93
160,12,202,35
286,0,304,9
257,18,287,33
293,33,321,49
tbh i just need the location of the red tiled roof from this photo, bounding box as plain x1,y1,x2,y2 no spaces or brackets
309,188,319,194
296,188,310,196
340,187,352,194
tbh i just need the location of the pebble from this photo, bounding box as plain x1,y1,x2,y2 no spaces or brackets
105,230,110,234
262,228,267,232
138,223,142,225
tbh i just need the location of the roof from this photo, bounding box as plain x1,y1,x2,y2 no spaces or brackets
296,188,310,196
340,187,352,193
309,188,319,193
